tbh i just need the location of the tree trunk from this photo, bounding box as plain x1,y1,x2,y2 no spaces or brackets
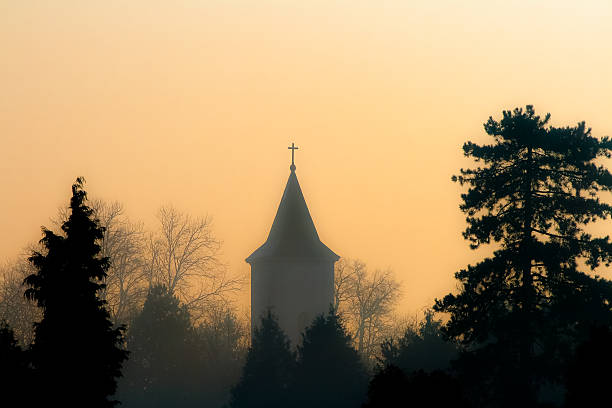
517,144,537,405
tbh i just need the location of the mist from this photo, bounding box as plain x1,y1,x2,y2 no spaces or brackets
2,2,612,407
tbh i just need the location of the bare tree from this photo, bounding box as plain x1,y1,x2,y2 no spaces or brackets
334,258,401,364
147,205,244,322
92,200,148,326
0,259,40,346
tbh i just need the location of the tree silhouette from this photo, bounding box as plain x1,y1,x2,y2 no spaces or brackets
435,106,612,406
24,177,128,407
119,284,200,408
0,260,40,346
146,205,242,322
0,321,30,405
194,305,249,407
363,365,470,408
290,309,368,408
564,325,612,407
362,364,407,408
380,310,458,374
230,310,295,408
333,258,400,365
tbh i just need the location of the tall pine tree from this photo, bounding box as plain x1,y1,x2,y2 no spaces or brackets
435,106,612,407
25,178,128,407
230,310,295,408
290,309,368,408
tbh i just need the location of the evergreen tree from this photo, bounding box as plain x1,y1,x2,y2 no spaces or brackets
119,285,199,408
564,325,612,407
230,310,295,408
434,106,612,407
24,177,128,407
363,365,470,408
362,364,407,408
194,306,248,408
380,310,458,374
0,321,30,405
290,309,368,408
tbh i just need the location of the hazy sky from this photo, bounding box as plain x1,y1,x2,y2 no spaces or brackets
1,1,611,314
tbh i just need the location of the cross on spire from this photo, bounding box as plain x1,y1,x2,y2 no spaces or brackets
288,143,299,171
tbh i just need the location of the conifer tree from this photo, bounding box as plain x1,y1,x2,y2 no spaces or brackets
363,365,470,408
25,178,128,407
564,325,612,407
435,106,612,406
0,321,30,405
380,310,458,374
230,310,295,408
119,284,198,408
290,309,368,408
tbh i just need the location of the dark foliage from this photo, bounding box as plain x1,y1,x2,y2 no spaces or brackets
380,310,458,374
564,325,612,407
0,321,30,405
24,177,128,408
290,309,368,408
435,106,612,407
119,285,200,408
363,364,471,408
362,364,407,408
230,310,295,408
192,308,248,407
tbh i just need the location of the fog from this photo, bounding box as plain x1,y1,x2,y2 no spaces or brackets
2,2,612,407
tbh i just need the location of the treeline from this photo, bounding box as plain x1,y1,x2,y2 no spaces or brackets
0,200,244,346
227,106,612,408
0,179,250,407
119,285,248,408
2,105,612,408
0,179,403,407
229,307,461,408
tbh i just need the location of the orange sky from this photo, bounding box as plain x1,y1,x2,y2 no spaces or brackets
1,1,612,314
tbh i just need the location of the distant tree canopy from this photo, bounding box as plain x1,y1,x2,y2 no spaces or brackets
93,200,147,326
120,285,198,408
193,305,249,407
120,285,248,408
334,258,400,365
0,260,39,346
435,106,612,406
51,202,244,328
24,177,128,408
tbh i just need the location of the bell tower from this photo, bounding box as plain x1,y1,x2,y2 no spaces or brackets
246,144,339,345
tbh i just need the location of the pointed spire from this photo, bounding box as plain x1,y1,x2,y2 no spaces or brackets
246,163,339,264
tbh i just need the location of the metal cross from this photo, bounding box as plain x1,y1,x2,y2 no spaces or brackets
288,143,299,167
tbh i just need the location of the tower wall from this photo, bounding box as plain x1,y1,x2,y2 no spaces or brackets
250,259,335,347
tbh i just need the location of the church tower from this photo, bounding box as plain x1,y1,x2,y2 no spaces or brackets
246,144,339,345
